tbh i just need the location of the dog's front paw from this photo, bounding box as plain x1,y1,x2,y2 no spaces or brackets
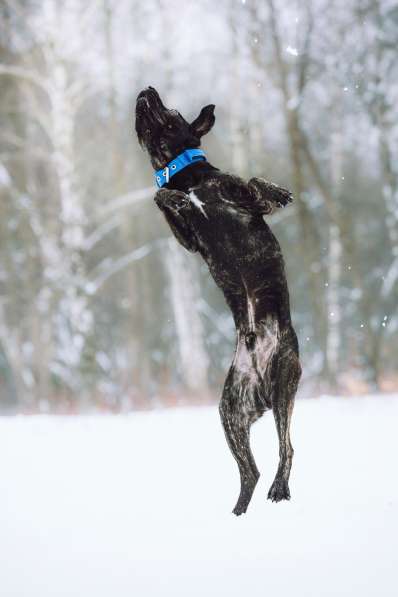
274,186,293,208
155,189,189,213
248,178,293,209
267,477,291,502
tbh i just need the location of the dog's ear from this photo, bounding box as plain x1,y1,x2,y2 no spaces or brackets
190,104,215,138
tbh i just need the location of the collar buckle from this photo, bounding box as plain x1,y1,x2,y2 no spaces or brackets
163,166,170,183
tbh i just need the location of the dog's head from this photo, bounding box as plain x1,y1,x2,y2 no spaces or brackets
135,86,215,170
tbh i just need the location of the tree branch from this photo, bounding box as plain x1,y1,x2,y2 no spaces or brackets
99,186,155,217
0,64,49,94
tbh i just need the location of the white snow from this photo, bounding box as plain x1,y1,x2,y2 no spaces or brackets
1,394,397,597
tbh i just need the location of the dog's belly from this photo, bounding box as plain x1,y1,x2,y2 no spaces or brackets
188,193,292,326
200,239,291,328
206,259,290,327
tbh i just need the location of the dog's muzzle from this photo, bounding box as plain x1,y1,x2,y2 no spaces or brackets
136,87,166,115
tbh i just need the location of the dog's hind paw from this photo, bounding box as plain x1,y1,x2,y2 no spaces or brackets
232,495,253,516
267,478,291,502
232,504,247,516
232,475,259,516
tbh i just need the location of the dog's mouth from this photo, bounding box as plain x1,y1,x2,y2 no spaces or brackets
135,87,168,144
136,86,164,111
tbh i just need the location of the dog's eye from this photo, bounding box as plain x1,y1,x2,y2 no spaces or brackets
167,123,174,130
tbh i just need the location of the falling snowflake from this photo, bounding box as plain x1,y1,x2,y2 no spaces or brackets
286,46,298,56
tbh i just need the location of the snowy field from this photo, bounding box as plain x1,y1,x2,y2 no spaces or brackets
1,395,397,597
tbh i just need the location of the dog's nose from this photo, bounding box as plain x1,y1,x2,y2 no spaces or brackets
137,87,156,103
136,86,164,112
145,86,160,100
138,86,156,96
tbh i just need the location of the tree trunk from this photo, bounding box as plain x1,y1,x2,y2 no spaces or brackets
165,241,209,395
229,13,249,176
267,0,328,379
326,105,343,390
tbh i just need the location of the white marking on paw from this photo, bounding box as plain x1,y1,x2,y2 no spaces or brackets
189,191,208,218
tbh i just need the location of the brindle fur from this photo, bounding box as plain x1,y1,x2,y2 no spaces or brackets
135,87,302,515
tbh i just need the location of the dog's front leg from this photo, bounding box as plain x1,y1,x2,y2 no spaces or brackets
155,189,199,253
248,177,293,214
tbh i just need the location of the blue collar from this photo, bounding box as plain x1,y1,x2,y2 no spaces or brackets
155,148,206,188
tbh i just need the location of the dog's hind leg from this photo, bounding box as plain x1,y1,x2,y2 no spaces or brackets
219,383,259,516
219,334,264,516
267,331,301,502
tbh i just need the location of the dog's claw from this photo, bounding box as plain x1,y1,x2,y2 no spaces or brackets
276,190,293,208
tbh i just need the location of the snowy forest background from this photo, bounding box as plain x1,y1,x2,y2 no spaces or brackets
0,0,397,413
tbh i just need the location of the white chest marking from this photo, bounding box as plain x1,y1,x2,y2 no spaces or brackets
189,191,208,218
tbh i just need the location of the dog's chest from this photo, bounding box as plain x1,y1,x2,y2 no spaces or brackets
188,190,208,218
187,187,249,226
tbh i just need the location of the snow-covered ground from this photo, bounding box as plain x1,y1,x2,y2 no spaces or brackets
1,395,397,597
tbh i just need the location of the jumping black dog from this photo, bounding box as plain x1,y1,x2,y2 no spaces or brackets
135,87,301,515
